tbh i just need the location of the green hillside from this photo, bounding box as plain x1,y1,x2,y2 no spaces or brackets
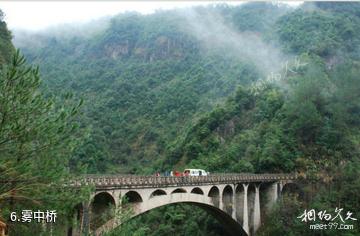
17,3,289,174
169,3,360,172
163,3,360,235
9,2,360,235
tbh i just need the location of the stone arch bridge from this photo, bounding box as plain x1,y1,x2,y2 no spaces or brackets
70,173,297,236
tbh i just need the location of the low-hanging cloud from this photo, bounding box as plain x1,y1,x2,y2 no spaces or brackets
180,6,290,76
13,16,111,49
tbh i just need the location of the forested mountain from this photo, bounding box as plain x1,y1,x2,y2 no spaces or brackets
8,2,360,235
163,3,360,235
15,3,292,174
167,2,360,173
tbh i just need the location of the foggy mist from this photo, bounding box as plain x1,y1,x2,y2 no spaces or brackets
12,2,298,78
12,16,111,49
181,6,291,76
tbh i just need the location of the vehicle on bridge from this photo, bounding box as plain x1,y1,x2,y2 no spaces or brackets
183,169,208,176
170,170,182,177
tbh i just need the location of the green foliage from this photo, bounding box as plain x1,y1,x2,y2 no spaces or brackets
231,2,290,33
277,4,360,58
0,51,89,235
108,204,230,236
0,10,14,64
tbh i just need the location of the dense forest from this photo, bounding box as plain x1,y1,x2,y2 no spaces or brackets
15,3,291,174
1,2,359,235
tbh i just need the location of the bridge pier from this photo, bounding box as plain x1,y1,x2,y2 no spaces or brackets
242,184,249,235
253,184,261,232
271,182,279,205
219,187,224,212
232,184,236,220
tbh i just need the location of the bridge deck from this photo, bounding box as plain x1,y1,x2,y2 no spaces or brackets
73,173,296,189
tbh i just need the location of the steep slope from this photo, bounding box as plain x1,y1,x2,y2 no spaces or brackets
173,2,360,171
168,3,360,235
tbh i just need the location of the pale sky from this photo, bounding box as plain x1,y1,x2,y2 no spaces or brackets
0,1,303,31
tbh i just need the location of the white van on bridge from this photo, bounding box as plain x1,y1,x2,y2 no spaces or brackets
183,169,209,176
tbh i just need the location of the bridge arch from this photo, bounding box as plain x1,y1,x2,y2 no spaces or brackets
104,193,247,236
90,191,116,230
222,185,233,216
123,191,143,203
191,187,204,195
208,186,220,208
247,184,256,234
171,188,187,194
149,189,167,199
235,184,244,223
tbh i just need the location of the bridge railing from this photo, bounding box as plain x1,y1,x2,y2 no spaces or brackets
71,173,296,188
